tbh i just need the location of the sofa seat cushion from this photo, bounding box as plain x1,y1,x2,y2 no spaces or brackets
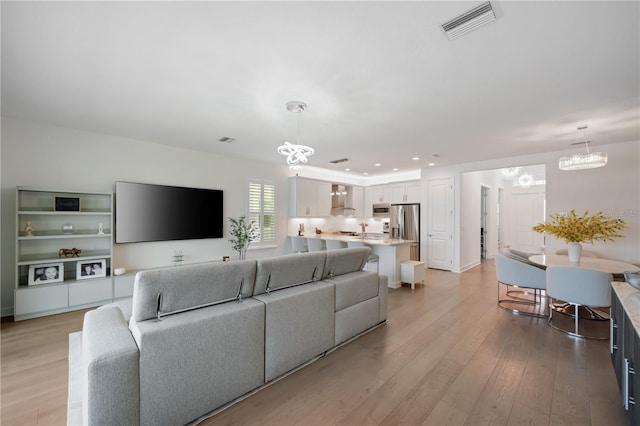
129,299,265,426
331,271,380,312
253,251,326,295
335,297,381,346
131,260,257,321
253,282,334,382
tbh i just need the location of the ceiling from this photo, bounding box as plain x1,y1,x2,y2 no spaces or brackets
2,1,639,178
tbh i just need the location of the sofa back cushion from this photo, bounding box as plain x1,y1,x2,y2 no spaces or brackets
323,247,371,278
253,251,326,295
131,260,256,322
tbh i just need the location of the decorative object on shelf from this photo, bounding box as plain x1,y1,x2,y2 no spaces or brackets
76,259,107,280
24,221,35,237
558,125,608,171
277,101,314,170
61,223,74,234
59,247,82,257
113,267,127,276
97,222,104,235
55,196,81,211
228,215,259,260
533,209,626,263
624,271,640,290
172,250,184,267
359,222,368,234
28,262,64,285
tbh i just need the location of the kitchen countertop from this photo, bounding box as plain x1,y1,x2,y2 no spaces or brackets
612,281,640,337
294,234,415,246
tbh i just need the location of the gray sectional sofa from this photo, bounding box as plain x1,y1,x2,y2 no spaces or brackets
70,247,388,426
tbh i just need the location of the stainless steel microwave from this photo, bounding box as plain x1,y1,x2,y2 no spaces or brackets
372,203,390,217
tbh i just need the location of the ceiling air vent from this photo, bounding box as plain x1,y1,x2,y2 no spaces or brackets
441,1,495,41
329,158,349,164
218,137,235,143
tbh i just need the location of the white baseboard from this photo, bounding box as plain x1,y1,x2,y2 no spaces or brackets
460,260,481,272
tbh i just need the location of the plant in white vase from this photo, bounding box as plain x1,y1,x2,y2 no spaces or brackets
533,209,626,262
228,215,259,260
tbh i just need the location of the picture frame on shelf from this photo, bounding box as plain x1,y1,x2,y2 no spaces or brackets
28,262,64,285
76,259,107,280
54,196,80,212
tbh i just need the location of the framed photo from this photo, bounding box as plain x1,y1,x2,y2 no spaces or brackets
54,196,80,212
28,262,64,285
76,259,107,280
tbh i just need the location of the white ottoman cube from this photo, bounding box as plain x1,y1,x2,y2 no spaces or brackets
400,260,425,290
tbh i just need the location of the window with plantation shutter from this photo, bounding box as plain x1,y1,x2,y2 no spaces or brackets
248,179,276,246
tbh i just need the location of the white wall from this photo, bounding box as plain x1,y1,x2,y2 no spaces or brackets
422,141,640,272
1,117,292,316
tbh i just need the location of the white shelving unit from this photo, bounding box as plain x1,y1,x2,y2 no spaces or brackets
14,187,114,320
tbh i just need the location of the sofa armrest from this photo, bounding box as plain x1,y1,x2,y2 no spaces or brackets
83,307,140,425
378,274,388,322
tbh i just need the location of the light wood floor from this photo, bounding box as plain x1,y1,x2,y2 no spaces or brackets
1,261,627,425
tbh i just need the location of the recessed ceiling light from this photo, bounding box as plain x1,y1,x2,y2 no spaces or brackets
428,162,435,166
363,172,369,175
412,157,420,161
393,168,399,171
344,168,350,171
374,163,381,167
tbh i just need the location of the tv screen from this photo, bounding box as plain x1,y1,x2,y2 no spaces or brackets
115,181,223,243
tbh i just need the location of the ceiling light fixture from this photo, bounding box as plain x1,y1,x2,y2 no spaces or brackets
558,125,608,171
442,1,496,41
518,172,534,188
501,167,521,178
277,101,314,169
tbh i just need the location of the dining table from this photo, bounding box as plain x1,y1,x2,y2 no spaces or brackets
528,254,639,276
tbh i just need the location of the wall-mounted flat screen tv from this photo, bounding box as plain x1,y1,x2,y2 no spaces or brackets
115,181,223,244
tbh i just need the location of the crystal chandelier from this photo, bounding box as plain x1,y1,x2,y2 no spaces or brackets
558,125,607,171
277,101,314,170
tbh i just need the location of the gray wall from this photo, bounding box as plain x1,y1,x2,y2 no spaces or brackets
1,117,291,316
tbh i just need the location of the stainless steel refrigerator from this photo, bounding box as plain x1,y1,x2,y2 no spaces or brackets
390,203,420,260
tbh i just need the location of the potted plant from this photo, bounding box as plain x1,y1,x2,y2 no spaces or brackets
228,215,259,260
532,209,626,262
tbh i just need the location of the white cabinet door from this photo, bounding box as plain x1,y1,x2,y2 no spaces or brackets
69,278,112,306
114,274,135,299
390,184,405,204
349,186,364,217
404,181,421,203
15,284,68,317
316,181,332,217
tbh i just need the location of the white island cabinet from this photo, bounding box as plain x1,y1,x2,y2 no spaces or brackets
14,187,114,320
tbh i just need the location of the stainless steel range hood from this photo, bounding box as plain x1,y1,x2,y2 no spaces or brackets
331,185,356,216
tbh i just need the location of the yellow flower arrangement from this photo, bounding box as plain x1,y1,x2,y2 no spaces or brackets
532,209,626,244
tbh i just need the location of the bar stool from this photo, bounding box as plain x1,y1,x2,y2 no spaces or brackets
325,240,348,250
290,236,308,253
307,238,326,252
346,241,379,273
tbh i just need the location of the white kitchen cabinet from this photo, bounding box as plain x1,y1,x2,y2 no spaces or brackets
289,177,331,217
347,186,365,217
390,181,421,204
14,187,114,320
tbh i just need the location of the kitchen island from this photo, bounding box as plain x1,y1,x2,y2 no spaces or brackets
294,234,416,288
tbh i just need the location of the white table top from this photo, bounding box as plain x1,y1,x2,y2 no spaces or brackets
529,254,639,274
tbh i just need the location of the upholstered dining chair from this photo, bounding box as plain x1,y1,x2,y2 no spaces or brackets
495,253,547,317
290,236,309,253
546,266,613,339
347,240,379,272
307,238,326,252
325,240,348,250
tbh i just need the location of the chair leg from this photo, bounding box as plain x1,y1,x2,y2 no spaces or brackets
574,303,579,335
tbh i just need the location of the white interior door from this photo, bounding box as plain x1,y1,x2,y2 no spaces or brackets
510,192,545,253
427,178,453,270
